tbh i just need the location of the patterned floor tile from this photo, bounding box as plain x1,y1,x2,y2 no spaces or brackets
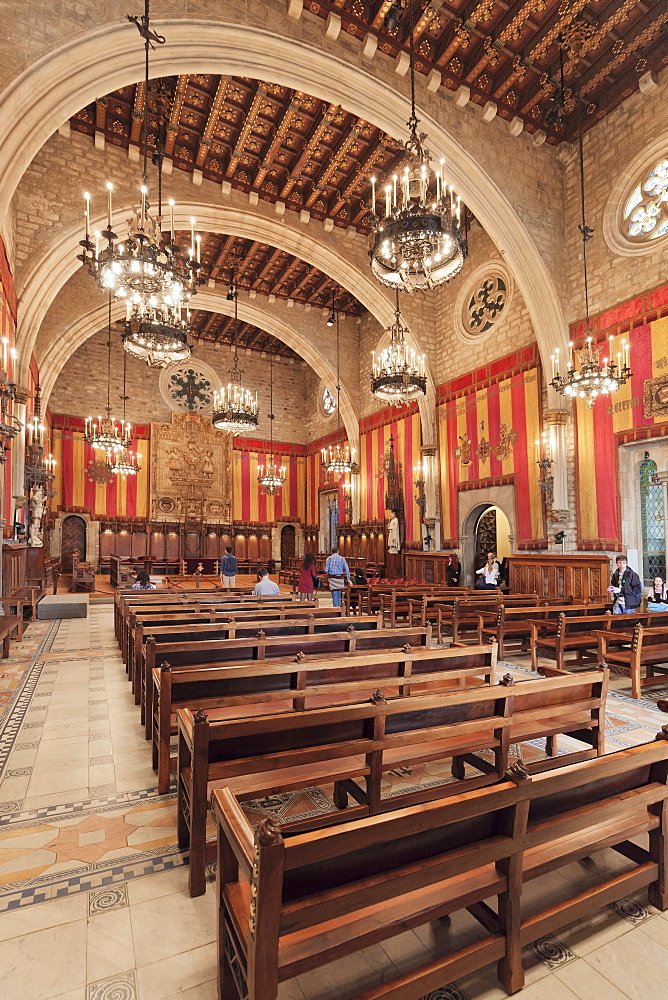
88,970,137,999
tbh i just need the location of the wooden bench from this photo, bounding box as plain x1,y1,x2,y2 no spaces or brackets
404,591,535,630
117,596,314,666
126,603,341,677
131,613,381,707
179,665,605,896
153,635,461,794
478,602,608,660
530,611,642,672
0,614,22,655
211,735,668,1000
598,623,668,698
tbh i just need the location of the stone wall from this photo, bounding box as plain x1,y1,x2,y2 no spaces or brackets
49,328,310,444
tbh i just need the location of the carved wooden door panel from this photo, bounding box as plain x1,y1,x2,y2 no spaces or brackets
61,516,86,574
280,525,296,567
475,509,497,569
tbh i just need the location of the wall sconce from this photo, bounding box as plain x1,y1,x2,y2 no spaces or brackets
413,461,427,519
535,433,567,524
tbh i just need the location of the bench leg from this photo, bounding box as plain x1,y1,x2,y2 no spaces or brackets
333,781,349,809
451,755,466,780
546,735,558,757
632,664,641,700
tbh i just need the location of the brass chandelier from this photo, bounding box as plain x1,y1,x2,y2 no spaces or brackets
77,0,204,368
211,278,259,434
111,353,142,478
550,131,632,407
322,300,357,478
84,295,132,455
258,352,286,496
369,0,466,291
371,289,426,405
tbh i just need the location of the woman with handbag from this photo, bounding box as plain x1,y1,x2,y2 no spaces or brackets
298,552,319,601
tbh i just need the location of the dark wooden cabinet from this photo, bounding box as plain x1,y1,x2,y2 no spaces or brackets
404,552,454,584
508,553,610,600
2,544,27,596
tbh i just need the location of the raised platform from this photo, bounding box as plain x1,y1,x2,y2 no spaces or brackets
37,594,89,619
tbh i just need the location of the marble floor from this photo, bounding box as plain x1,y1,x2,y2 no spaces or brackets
1,607,668,1000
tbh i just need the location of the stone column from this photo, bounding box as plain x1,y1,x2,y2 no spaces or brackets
544,409,569,512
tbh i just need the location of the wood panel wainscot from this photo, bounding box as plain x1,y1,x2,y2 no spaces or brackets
508,553,610,600
405,551,455,584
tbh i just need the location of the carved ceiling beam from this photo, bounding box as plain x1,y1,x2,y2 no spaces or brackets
235,241,265,284
304,124,361,210
226,82,267,179
130,80,146,145
329,135,390,216
561,0,651,83
253,95,301,189
371,0,394,32
195,77,230,169
273,256,303,297
255,248,284,283
95,97,107,133
164,75,189,156
579,6,668,98
434,0,499,68
209,235,240,279
280,104,340,200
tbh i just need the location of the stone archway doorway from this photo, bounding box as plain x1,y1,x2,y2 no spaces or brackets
61,515,87,574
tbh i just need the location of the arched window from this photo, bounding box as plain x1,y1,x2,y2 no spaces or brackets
622,157,668,244
640,454,665,585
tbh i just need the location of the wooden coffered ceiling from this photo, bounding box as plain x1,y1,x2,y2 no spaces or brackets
187,309,303,360
180,232,363,316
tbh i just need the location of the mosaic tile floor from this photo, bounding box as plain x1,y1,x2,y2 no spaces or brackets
1,608,668,1000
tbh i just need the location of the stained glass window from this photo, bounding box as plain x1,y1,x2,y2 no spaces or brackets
640,455,665,585
322,386,336,415
622,157,668,244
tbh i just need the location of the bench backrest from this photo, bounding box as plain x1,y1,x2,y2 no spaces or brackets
147,625,432,669
161,643,497,709
138,614,381,644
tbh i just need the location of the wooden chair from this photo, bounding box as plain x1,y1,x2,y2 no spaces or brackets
598,623,668,698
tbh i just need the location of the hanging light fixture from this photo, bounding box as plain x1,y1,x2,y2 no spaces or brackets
369,0,466,292
77,0,203,367
371,288,426,405
258,352,286,496
550,130,632,407
322,299,357,478
84,294,132,455
212,277,259,434
111,352,142,477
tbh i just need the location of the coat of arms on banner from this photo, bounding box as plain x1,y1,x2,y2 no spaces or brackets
644,374,668,420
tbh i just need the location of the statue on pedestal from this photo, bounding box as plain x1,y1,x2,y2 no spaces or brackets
387,515,400,555
28,485,46,547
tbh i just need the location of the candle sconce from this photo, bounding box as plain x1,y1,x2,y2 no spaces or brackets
536,433,568,524
342,480,353,523
24,388,56,501
413,462,427,519
0,338,22,463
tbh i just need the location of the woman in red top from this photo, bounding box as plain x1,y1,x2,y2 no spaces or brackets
298,552,318,600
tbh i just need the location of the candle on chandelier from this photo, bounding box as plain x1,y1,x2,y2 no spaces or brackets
385,185,391,217
106,182,113,229
392,174,397,208
84,192,90,241
1,337,7,372
190,217,196,259
623,339,630,369
169,199,175,240
554,347,560,376
535,439,540,464
196,234,201,264
568,341,575,371
371,177,376,215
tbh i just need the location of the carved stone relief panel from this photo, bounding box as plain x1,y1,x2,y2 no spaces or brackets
150,413,233,523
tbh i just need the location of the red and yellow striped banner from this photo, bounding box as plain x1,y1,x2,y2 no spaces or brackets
437,366,543,546
52,424,149,518
575,315,668,546
359,406,421,545
233,445,306,523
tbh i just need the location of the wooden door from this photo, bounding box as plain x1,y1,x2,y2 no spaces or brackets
61,516,87,574
280,525,296,567
475,508,497,569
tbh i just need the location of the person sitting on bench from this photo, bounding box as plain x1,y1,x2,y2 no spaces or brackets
475,550,502,590
647,575,668,611
132,570,156,591
252,567,280,597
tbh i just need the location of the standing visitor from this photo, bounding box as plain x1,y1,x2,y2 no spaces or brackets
475,551,502,590
252,567,280,597
609,555,642,614
220,547,238,589
298,552,318,601
447,553,461,587
324,546,351,608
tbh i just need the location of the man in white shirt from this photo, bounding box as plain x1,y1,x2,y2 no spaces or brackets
475,551,502,589
253,567,280,597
